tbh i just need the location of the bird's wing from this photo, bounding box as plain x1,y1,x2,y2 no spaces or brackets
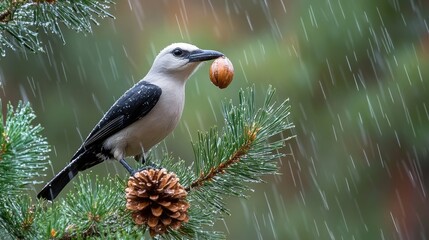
71,81,162,160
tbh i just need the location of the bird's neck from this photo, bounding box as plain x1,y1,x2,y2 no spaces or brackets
147,63,201,84
144,73,187,90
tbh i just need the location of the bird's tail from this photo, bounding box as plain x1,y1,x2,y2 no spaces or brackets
37,160,80,201
37,149,104,201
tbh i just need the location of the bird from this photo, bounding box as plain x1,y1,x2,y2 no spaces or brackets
37,43,224,200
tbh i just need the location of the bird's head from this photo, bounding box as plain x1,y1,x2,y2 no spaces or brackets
147,43,224,81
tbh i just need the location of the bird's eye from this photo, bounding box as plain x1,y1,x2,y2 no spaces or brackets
172,48,184,57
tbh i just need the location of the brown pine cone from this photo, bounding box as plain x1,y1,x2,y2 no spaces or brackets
125,168,189,237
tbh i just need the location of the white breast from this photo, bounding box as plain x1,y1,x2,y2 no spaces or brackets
103,79,185,160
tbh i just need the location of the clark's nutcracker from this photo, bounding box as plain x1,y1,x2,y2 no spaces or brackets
37,43,224,200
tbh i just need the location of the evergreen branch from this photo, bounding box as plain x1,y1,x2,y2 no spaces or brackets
57,175,127,239
187,86,293,205
0,101,49,239
0,196,38,239
0,0,114,56
185,125,257,191
0,101,50,195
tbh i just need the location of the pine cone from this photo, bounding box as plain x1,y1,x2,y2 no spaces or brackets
126,168,189,237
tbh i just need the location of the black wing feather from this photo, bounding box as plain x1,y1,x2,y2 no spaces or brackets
84,115,125,146
71,81,162,160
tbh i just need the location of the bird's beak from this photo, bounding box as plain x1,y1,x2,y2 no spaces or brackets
188,49,224,62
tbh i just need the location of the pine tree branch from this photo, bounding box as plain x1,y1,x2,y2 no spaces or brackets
0,101,50,239
186,125,258,191
0,196,38,239
0,0,114,56
0,101,50,194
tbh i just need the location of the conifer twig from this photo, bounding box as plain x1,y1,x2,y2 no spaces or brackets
0,0,114,55
186,126,259,191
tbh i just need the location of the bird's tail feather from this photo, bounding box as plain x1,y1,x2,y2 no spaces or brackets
37,150,104,201
37,161,79,201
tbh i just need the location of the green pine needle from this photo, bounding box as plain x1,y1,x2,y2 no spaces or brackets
0,0,114,56
0,196,38,239
0,101,49,239
186,86,293,209
0,101,50,195
58,175,127,239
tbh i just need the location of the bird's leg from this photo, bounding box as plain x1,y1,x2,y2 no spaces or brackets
119,159,136,175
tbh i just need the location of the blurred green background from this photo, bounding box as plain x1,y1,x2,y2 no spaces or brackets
2,0,429,239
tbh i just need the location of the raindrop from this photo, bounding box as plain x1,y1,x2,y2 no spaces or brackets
207,97,218,122
245,11,254,31
19,84,29,103
300,17,309,42
308,5,318,28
